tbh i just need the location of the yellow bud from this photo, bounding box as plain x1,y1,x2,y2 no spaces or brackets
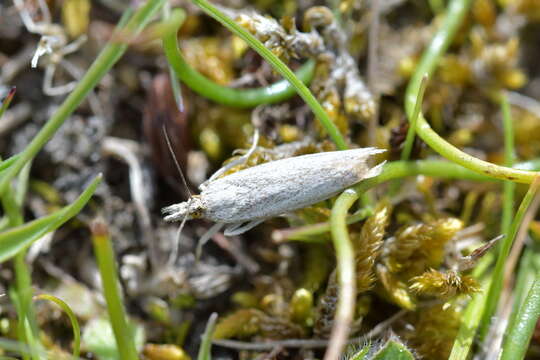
290,288,313,324
62,0,90,38
398,56,417,78
143,344,191,360
500,69,527,89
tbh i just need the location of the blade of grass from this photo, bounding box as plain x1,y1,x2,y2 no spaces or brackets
479,177,540,339
400,74,428,161
190,0,347,150
0,174,102,263
33,294,81,359
0,154,21,174
507,248,536,334
501,91,516,237
500,275,540,360
448,277,491,360
91,219,138,360
0,0,166,197
197,313,218,360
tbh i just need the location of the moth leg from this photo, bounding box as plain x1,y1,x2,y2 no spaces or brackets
224,219,265,236
195,222,225,260
200,129,259,190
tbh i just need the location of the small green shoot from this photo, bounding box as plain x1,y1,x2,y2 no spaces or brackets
401,74,428,161
33,294,81,359
197,313,218,360
328,189,358,360
91,219,139,360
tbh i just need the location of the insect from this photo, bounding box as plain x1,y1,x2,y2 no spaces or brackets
162,147,385,248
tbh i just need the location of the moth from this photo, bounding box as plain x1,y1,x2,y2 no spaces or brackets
162,148,385,241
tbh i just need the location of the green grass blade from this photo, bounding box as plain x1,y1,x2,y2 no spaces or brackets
448,278,491,360
197,313,218,360
91,219,139,360
500,276,540,360
0,174,102,263
34,294,81,359
0,154,21,174
401,74,428,161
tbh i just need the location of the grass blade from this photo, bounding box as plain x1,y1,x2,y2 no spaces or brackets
197,313,218,360
33,294,81,359
91,219,139,360
0,174,102,263
500,276,540,359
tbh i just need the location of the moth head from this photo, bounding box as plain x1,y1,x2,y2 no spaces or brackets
162,196,205,222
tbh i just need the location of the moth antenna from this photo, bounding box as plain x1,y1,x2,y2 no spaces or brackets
161,124,192,198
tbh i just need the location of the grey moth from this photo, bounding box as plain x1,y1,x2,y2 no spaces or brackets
162,148,385,237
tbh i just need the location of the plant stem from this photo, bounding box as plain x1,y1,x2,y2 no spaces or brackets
190,0,347,150
1,172,39,360
327,189,357,360
197,313,218,360
273,207,373,243
0,0,166,196
91,220,138,360
405,0,538,183
163,9,316,108
401,74,428,161
501,92,516,236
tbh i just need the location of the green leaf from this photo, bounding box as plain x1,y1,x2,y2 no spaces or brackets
344,343,371,360
0,154,21,174
82,318,145,360
197,313,218,360
0,174,102,263
372,340,415,360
